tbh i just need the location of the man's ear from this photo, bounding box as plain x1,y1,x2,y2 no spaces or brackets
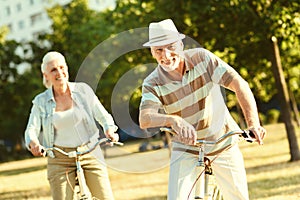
150,48,155,58
179,41,184,50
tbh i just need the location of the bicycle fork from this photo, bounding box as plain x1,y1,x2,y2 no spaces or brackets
76,158,92,200
194,146,210,200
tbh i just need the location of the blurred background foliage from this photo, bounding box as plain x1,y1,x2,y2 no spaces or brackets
0,0,299,161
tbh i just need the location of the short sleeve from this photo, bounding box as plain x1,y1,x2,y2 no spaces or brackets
205,50,239,87
140,83,163,111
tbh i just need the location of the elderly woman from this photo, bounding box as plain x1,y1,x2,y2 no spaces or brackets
24,51,119,200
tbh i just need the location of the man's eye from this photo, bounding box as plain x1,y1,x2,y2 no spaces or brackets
168,46,176,50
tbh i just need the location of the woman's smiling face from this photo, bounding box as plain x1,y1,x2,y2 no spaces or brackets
44,59,69,86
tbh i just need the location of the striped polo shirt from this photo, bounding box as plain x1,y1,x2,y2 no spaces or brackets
140,48,242,153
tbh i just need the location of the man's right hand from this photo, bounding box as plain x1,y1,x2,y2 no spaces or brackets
171,116,197,145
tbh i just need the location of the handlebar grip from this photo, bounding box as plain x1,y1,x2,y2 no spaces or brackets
249,130,256,138
99,138,124,146
41,148,47,157
113,141,124,146
242,130,256,143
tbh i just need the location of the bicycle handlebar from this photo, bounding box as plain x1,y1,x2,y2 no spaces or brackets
160,127,256,146
42,138,123,158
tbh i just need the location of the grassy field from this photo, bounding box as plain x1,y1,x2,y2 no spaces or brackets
0,123,299,200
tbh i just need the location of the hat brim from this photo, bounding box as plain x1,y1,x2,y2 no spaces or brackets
143,33,185,47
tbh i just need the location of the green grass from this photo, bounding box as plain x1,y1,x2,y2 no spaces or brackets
0,123,299,199
240,123,300,200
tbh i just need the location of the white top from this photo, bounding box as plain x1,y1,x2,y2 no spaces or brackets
53,104,90,147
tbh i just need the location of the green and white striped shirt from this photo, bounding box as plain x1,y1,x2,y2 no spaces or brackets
140,48,241,153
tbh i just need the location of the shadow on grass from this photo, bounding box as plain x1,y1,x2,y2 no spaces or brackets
136,195,167,200
246,160,299,174
248,174,300,199
0,164,46,176
248,160,300,199
0,187,50,200
243,151,288,161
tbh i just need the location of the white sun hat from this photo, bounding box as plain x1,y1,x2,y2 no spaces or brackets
143,19,185,47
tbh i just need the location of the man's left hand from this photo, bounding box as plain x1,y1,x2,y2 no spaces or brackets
249,126,266,145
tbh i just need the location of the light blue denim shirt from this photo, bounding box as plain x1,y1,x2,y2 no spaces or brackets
24,82,118,149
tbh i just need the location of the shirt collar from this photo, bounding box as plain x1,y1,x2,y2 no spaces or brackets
45,82,77,102
183,51,194,73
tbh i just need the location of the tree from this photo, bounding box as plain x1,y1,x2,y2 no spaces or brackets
0,25,49,160
271,36,300,161
109,0,300,160
38,0,299,159
46,0,117,107
0,32,23,143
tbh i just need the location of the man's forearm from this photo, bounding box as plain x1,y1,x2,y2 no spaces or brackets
139,112,174,129
139,111,175,129
236,83,261,127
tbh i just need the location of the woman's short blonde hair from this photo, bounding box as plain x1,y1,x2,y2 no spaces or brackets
41,51,67,88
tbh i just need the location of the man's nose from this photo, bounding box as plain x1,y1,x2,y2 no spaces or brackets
163,48,173,59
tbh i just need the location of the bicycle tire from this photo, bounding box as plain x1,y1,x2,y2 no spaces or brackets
207,175,224,200
211,185,223,200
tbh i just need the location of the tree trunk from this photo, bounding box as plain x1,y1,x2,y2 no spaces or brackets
289,89,300,127
271,36,300,161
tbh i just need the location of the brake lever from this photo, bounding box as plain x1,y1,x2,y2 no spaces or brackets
242,130,256,143
100,138,124,146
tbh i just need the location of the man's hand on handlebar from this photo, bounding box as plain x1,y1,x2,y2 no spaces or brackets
248,126,266,145
171,116,197,146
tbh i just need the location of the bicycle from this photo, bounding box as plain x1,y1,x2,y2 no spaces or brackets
160,127,256,200
42,138,123,200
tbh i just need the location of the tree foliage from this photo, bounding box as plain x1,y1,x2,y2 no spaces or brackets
91,0,300,120
0,32,22,140
0,0,299,156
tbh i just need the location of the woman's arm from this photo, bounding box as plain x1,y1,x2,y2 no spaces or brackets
83,83,119,141
24,104,44,156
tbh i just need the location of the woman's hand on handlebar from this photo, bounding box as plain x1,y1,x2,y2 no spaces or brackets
171,116,197,146
105,128,119,143
29,140,44,157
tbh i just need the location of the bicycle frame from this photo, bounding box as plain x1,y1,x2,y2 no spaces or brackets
42,138,123,200
160,127,256,200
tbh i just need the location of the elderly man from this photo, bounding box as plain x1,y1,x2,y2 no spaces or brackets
139,19,266,200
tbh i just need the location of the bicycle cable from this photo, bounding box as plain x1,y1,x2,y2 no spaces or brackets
186,143,234,200
66,167,76,193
